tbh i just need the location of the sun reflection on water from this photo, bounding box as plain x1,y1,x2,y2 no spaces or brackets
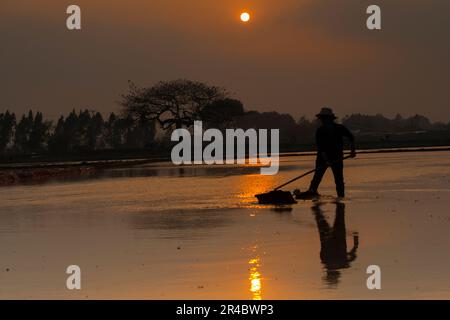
248,247,262,300
236,172,278,208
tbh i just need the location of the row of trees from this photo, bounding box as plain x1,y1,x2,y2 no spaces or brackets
0,110,156,154
1,79,449,155
342,113,449,133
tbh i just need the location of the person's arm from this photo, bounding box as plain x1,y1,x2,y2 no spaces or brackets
316,128,332,165
349,141,356,158
342,125,356,158
347,233,359,262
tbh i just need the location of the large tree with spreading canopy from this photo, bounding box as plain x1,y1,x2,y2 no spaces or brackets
121,79,230,130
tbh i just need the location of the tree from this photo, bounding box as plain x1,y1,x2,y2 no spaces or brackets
200,98,245,129
405,114,432,131
296,116,319,143
64,110,82,151
89,112,105,149
0,111,16,152
78,109,92,148
29,111,51,152
235,111,300,145
48,116,67,154
14,111,34,153
48,110,81,153
121,79,227,130
105,113,122,149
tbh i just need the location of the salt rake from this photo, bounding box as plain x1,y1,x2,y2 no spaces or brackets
255,155,352,205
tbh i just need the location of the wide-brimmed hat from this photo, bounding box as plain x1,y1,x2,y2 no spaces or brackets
316,107,337,119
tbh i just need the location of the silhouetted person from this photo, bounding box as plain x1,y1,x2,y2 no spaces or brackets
303,108,356,198
312,202,359,287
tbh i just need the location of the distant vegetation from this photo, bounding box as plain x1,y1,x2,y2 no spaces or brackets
1,79,450,161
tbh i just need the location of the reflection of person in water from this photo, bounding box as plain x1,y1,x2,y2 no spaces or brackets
312,202,359,287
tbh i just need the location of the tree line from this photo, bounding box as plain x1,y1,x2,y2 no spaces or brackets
0,109,157,155
1,79,449,156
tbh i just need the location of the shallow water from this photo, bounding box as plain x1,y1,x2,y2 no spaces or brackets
0,151,449,299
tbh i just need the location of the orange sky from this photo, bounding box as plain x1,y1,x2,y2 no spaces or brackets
1,0,450,121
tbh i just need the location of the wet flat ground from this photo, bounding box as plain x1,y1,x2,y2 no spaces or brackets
0,151,449,299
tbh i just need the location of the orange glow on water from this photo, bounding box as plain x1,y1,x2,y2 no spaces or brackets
249,249,262,300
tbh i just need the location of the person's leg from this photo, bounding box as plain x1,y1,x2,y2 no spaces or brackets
331,160,345,197
332,202,347,250
309,157,327,193
312,204,331,242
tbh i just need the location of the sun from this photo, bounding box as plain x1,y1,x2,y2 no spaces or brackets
240,12,251,23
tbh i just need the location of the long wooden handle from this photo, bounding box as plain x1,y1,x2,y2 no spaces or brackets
274,155,353,191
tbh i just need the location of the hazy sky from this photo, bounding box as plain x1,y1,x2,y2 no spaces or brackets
1,0,450,121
